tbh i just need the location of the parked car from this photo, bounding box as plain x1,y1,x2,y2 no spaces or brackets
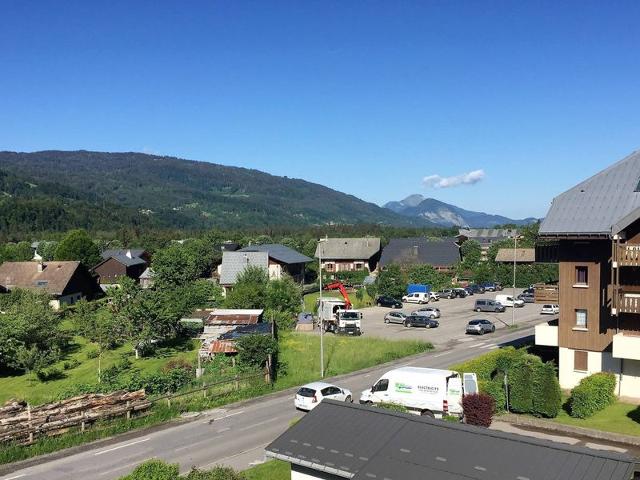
541,304,560,315
518,292,535,303
411,306,441,319
384,311,408,324
402,292,430,304
467,284,485,294
404,314,439,328
481,283,497,292
473,299,505,313
295,382,352,411
495,294,525,308
463,287,474,296
522,287,535,295
466,319,496,335
438,289,456,299
428,292,440,301
453,288,468,298
376,296,402,308
495,282,504,291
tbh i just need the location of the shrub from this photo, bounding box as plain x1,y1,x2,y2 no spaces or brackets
507,356,536,414
162,358,193,375
375,402,409,414
532,362,562,418
63,359,81,370
236,335,278,369
35,367,64,382
480,378,506,412
451,347,525,381
462,393,496,427
120,459,179,480
184,466,247,479
86,348,99,359
569,372,617,419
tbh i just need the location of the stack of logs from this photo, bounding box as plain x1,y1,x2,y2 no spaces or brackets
0,390,150,445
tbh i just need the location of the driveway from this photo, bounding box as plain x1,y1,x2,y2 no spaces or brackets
360,290,545,347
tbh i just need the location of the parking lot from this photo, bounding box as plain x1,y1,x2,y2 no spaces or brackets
359,289,548,348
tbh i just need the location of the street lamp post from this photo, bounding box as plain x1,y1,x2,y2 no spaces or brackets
318,238,326,378
512,233,518,327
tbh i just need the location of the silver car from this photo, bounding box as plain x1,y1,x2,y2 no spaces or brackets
384,311,407,324
466,319,496,335
411,307,441,319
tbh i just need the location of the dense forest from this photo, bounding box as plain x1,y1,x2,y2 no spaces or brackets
0,150,432,237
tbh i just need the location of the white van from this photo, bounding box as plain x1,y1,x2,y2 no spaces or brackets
495,294,525,308
359,367,478,417
402,292,429,304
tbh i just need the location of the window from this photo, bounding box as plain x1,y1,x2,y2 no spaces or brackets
574,351,588,372
575,309,588,328
373,379,389,392
355,262,364,270
575,266,588,285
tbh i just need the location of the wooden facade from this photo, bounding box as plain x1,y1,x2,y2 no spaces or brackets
93,257,147,285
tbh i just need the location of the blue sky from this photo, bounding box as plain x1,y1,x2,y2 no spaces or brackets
1,1,639,218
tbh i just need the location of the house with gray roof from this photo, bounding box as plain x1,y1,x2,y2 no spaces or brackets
457,228,517,261
267,400,636,480
93,248,150,287
218,244,311,294
315,238,381,273
535,150,640,399
379,237,460,271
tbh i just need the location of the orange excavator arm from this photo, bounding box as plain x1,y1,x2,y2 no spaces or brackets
324,281,352,309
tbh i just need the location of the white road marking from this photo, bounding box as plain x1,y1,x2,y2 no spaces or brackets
3,475,27,480
94,437,150,456
432,352,449,358
471,343,487,348
480,343,497,349
217,427,231,433
237,415,283,432
213,410,245,421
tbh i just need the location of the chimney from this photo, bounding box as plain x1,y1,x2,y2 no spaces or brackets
126,249,132,259
37,262,44,273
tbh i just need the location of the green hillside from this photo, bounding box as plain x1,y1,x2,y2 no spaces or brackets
0,150,429,235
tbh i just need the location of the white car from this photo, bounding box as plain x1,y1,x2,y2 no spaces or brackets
402,292,429,304
541,304,560,315
294,382,353,411
411,306,441,319
428,292,440,301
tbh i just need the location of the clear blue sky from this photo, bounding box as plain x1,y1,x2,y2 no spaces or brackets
2,1,639,219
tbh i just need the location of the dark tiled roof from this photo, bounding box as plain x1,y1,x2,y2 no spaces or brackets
266,401,636,480
237,244,312,265
540,150,640,236
218,322,272,340
379,237,460,268
101,249,146,260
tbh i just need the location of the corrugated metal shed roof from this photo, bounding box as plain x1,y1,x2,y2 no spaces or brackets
458,228,517,240
495,248,536,263
219,251,269,285
540,150,640,236
266,401,636,480
207,340,237,354
315,238,381,260
237,244,312,265
379,237,460,268
205,308,264,325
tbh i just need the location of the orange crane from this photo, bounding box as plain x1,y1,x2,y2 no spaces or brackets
324,281,352,309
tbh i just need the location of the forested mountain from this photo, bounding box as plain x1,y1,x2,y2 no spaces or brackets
384,195,538,228
0,150,431,236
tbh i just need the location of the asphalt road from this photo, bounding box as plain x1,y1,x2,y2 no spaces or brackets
0,326,536,480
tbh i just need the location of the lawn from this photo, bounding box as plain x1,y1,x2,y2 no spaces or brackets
275,332,432,389
244,460,289,480
551,399,640,437
303,289,374,312
0,336,199,405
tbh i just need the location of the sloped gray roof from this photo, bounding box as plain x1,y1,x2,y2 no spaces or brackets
101,249,146,260
139,267,154,279
219,251,268,285
238,244,312,265
495,248,536,263
540,150,640,236
315,238,381,260
379,237,460,268
266,401,636,480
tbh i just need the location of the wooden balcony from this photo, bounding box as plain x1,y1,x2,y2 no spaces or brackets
616,244,640,267
534,284,559,304
618,293,640,314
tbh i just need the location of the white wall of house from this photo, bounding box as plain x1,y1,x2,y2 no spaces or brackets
49,292,83,310
558,347,640,400
268,263,283,280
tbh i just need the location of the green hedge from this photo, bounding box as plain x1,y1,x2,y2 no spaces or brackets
569,372,617,419
532,362,562,418
508,356,536,414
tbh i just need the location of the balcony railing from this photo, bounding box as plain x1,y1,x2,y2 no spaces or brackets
617,244,640,267
619,293,640,314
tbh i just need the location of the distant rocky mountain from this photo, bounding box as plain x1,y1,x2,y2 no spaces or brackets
383,195,538,228
0,150,435,236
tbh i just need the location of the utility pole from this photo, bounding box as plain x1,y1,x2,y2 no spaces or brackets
512,233,518,327
318,238,326,378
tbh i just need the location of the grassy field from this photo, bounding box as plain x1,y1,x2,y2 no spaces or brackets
550,399,640,437
244,460,289,480
0,336,199,405
303,289,374,313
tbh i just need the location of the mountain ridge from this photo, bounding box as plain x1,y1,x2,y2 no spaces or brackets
0,150,434,235
384,194,538,228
